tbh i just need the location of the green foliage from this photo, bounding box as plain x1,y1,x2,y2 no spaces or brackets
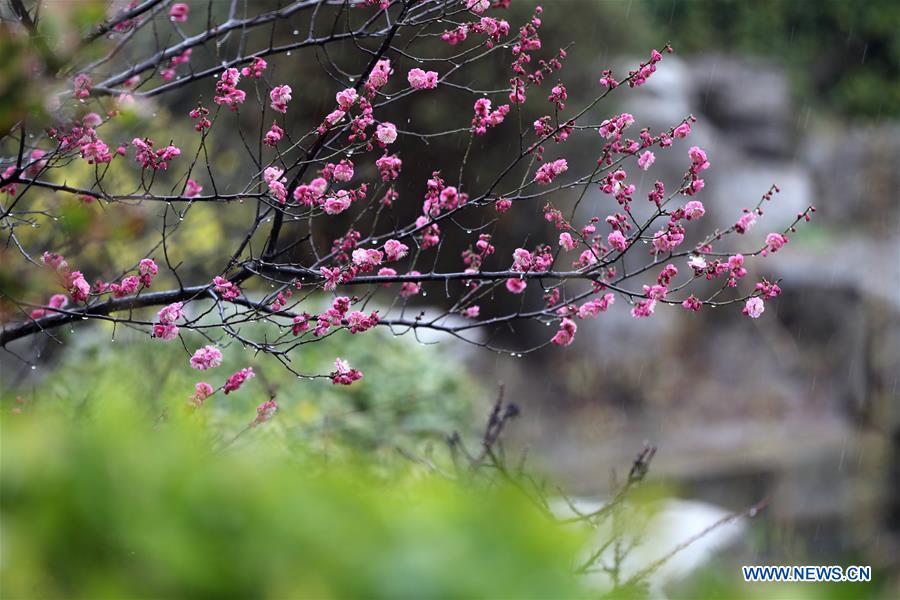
1,397,589,598
645,0,900,118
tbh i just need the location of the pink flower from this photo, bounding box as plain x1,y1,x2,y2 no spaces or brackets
607,230,628,252
321,267,343,291
169,3,189,22
462,305,480,318
673,122,692,138
224,367,255,394
67,271,91,302
743,297,765,319
495,198,512,213
241,57,267,78
630,299,656,319
269,85,292,113
214,68,246,109
559,232,577,251
73,73,92,99
688,146,709,171
637,151,655,170
332,159,354,182
213,276,240,300
375,122,398,145
577,293,615,318
153,323,179,340
132,138,181,170
323,190,352,215
351,248,383,268
264,122,284,146
534,159,567,185
110,276,140,298
735,212,756,234
252,399,278,425
763,232,788,255
331,357,363,386
157,302,183,324
188,382,214,407
682,296,702,312
466,0,490,12
551,318,577,346
400,271,422,298
336,88,358,109
366,59,393,92
683,200,705,220
375,154,402,181
190,345,223,371
185,179,203,197
506,278,527,294
408,68,438,90
138,258,158,286
383,239,409,261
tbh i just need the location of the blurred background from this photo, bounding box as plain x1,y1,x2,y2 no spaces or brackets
1,0,898,596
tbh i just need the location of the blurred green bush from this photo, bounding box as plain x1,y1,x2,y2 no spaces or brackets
1,396,589,598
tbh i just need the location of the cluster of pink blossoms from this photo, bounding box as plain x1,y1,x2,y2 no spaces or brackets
213,276,241,300
472,98,510,135
269,85,292,113
241,57,267,78
154,302,183,340
224,367,255,394
190,345,223,371
132,138,181,170
535,158,567,185
407,68,439,90
214,68,246,109
331,358,363,386
264,167,288,203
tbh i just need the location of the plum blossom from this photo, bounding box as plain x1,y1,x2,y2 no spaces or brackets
269,85,292,113
214,68,245,109
331,358,363,386
384,239,409,261
263,122,284,146
132,138,181,170
190,345,223,371
683,200,705,220
637,151,655,170
169,3,189,22
506,278,527,294
763,232,788,255
534,159,567,185
351,248,383,268
682,295,702,312
213,276,240,300
375,154,402,181
157,302,183,324
400,271,422,298
224,367,255,394
67,271,91,302
331,159,354,182
462,305,480,318
252,400,278,425
559,232,577,251
467,0,490,12
630,299,656,319
188,382,214,407
407,68,438,90
551,318,577,346
577,293,615,318
241,57,267,78
323,190,352,215
375,122,398,145
608,230,628,252
138,258,158,286
73,73,92,99
185,179,203,197
735,212,757,234
264,166,288,203
743,297,765,319
336,88,358,109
